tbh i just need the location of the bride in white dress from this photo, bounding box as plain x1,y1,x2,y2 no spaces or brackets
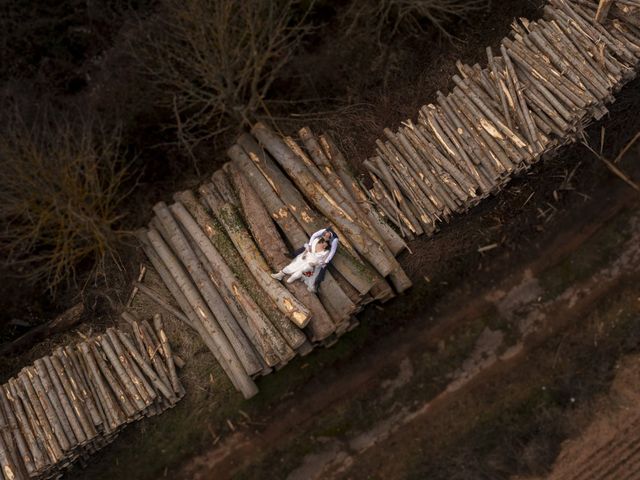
271,237,329,291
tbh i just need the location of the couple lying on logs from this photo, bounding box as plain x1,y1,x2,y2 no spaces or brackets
271,227,338,293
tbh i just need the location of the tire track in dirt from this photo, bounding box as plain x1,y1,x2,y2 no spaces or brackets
521,354,640,480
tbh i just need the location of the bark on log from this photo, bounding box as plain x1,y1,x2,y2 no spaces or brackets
153,201,262,377
97,336,147,412
5,382,45,471
0,386,34,476
144,228,258,398
33,359,78,446
153,314,183,396
201,187,312,329
252,122,394,278
226,162,337,341
171,200,294,365
53,348,103,431
106,329,157,406
17,371,64,462
44,355,96,442
176,190,306,350
229,140,357,321
318,133,407,256
237,134,380,297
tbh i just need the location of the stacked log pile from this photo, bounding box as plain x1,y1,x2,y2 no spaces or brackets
0,316,184,480
138,126,412,400
364,0,640,238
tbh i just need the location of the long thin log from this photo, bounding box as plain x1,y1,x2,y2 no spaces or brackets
78,342,124,430
98,335,148,412
44,355,96,442
115,329,183,403
176,190,307,350
318,133,408,256
145,227,258,398
5,382,46,471
226,162,337,341
106,329,157,406
201,187,312,329
33,358,78,446
252,122,394,278
0,386,35,475
172,200,293,365
53,348,103,432
153,314,183,396
153,201,262,377
21,368,68,458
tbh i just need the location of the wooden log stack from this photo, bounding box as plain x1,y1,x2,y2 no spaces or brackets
363,0,640,237
137,126,412,399
0,316,184,479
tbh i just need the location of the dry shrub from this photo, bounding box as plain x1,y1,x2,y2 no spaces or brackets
133,0,313,156
0,110,134,292
344,0,488,45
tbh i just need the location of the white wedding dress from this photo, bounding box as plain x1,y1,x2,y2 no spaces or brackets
280,238,329,288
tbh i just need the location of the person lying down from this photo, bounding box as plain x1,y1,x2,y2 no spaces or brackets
271,237,329,292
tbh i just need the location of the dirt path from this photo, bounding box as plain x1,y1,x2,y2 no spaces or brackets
518,354,640,480
179,170,640,479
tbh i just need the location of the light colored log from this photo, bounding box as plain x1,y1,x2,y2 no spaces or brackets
176,190,306,350
201,187,312,329
226,162,337,341
252,122,394,278
230,139,358,320
145,228,258,398
153,314,184,396
153,201,262,377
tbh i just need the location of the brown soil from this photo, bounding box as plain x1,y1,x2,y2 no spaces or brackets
517,354,640,480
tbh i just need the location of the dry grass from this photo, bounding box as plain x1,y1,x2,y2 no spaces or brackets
133,0,313,160
343,0,489,46
0,109,134,293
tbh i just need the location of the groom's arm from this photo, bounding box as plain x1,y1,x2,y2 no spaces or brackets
323,238,339,265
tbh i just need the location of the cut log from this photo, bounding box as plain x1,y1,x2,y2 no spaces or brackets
175,190,306,351
226,162,336,342
318,133,407,256
145,227,258,398
200,186,312,329
252,122,394,278
153,201,262,377
171,200,294,366
152,314,183,397
228,140,357,322
0,385,36,475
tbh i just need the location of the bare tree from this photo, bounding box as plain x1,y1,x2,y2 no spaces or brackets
344,0,488,46
133,0,313,157
0,108,134,292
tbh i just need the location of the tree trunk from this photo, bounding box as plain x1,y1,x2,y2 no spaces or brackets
226,162,336,341
228,140,357,323
170,200,295,364
175,190,306,351
318,133,407,256
252,122,394,278
145,226,258,399
153,202,262,377
200,186,312,329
